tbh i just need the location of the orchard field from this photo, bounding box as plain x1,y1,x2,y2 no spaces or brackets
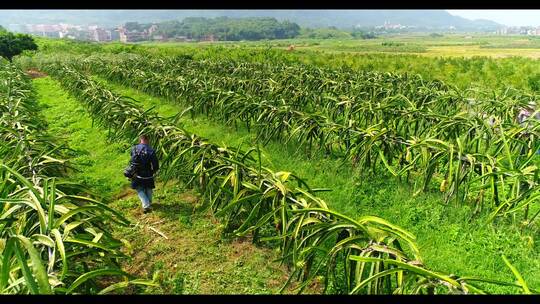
2,34,540,294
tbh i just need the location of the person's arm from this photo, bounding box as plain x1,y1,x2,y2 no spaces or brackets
151,151,159,174
129,146,135,163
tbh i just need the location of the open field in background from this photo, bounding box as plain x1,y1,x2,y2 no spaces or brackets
139,34,540,58
42,34,537,92
423,46,540,59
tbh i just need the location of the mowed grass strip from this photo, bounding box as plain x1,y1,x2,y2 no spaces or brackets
110,184,317,294
32,76,311,294
94,76,540,293
33,76,130,201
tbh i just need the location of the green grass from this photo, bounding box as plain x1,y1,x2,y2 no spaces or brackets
109,184,308,294
127,34,540,58
97,76,540,294
32,75,313,294
33,76,131,201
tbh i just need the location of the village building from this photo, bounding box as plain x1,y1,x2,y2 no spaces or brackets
171,35,189,42
147,24,158,35
26,24,62,38
110,29,120,41
119,27,146,43
201,34,216,42
92,28,112,42
152,35,166,41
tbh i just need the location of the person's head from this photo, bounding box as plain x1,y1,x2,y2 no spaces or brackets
139,134,149,144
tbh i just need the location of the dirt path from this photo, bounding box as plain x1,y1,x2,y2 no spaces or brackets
110,184,300,294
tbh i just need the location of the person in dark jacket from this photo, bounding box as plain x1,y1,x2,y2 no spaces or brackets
130,134,159,213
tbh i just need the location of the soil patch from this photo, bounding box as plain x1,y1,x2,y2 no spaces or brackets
26,69,48,79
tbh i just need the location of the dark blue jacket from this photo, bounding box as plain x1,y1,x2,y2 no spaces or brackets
130,143,159,189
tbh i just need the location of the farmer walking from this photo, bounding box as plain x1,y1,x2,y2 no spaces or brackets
517,102,540,155
517,102,540,126
127,134,159,214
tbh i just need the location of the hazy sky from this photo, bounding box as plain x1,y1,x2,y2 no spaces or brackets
447,10,540,26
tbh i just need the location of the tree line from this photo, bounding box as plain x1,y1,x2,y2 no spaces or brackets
124,17,378,41
151,17,301,41
0,26,38,62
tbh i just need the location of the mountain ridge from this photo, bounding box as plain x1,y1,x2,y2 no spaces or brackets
0,10,503,31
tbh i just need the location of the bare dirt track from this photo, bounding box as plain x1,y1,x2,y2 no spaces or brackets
26,69,48,78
